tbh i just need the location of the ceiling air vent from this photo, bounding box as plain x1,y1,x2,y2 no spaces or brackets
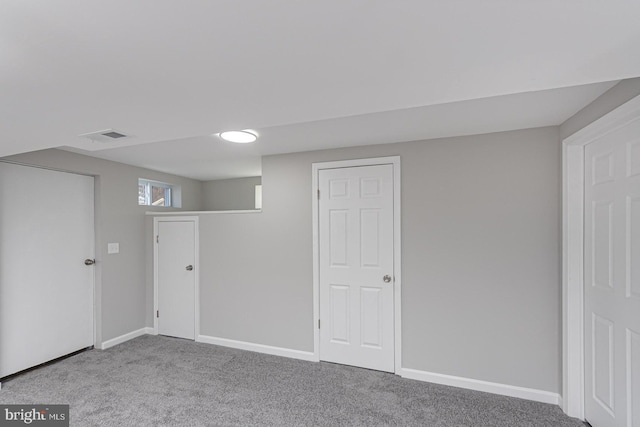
79,129,131,143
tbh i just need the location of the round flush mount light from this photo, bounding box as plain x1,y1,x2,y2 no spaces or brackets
219,130,258,143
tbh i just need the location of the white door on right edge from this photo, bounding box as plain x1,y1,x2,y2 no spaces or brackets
584,118,640,427
319,164,395,373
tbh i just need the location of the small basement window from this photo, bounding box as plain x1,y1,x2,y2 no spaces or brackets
138,179,181,207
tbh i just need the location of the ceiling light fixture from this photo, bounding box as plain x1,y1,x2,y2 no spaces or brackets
219,130,258,143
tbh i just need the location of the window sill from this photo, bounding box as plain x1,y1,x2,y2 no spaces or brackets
145,209,262,216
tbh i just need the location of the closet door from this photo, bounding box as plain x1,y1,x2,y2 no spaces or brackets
0,162,94,378
319,164,395,372
156,218,197,340
583,118,640,427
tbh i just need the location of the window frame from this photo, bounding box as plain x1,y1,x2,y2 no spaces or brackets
139,179,174,207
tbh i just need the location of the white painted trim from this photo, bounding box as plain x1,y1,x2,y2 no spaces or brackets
153,216,200,339
311,165,321,362
562,93,640,419
400,368,560,405
146,209,261,216
392,157,402,374
85,175,98,351
98,327,153,350
196,335,316,362
194,219,200,339
153,218,159,335
562,142,585,419
564,95,640,147
311,156,402,371
93,175,103,349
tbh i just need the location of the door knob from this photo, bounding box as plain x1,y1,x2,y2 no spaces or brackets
186,265,193,271
84,259,95,266
383,275,392,283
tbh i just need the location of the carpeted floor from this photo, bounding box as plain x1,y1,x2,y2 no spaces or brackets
0,335,584,426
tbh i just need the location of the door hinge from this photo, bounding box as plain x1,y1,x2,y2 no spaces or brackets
156,235,159,244
318,319,320,329
156,310,159,318
317,189,320,200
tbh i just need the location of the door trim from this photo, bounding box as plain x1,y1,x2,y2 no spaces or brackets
562,94,640,418
312,156,401,372
153,216,200,338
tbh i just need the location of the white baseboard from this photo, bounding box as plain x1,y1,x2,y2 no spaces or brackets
96,331,560,407
196,334,317,362
98,327,154,350
400,368,560,405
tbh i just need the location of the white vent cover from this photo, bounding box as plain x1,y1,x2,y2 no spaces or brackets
79,129,130,143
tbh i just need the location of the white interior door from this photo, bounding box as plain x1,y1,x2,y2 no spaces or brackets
0,162,94,378
584,118,640,427
156,219,196,340
319,164,395,372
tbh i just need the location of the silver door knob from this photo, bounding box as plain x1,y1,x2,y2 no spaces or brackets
383,275,392,283
186,265,193,271
84,259,95,266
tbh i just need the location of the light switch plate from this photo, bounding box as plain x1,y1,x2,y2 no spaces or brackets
107,243,119,254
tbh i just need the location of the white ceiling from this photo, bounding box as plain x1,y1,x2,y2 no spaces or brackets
1,1,639,180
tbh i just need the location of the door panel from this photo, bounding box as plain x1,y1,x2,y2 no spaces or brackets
329,284,350,343
361,209,381,267
592,201,613,290
329,210,348,266
360,287,382,348
628,329,640,426
157,220,195,340
319,164,394,372
0,163,94,378
584,119,640,427
592,313,615,415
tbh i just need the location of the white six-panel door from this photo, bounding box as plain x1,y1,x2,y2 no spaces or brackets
0,162,94,378
319,164,395,372
584,118,640,427
156,219,196,340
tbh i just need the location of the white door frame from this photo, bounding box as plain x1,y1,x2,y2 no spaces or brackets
562,94,640,418
312,156,402,372
153,216,200,338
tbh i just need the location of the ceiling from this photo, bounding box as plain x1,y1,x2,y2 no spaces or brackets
1,1,639,180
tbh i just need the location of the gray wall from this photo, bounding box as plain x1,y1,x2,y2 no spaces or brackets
202,176,261,211
2,149,203,343
197,126,562,393
560,77,640,139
